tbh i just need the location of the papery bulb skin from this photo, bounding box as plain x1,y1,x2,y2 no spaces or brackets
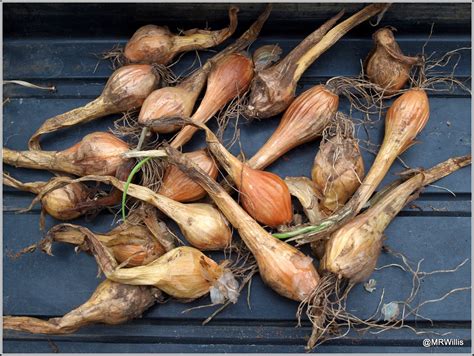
205,52,254,104
347,88,430,214
384,88,430,154
124,7,238,65
175,203,232,251
311,137,365,213
59,132,130,176
320,214,383,283
170,52,254,148
111,241,166,267
255,241,320,301
124,26,175,64
158,150,218,202
235,166,293,227
244,69,295,120
102,64,160,111
138,87,196,134
248,84,339,170
365,27,422,95
41,183,89,220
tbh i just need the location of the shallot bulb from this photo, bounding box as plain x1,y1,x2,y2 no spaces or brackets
348,88,429,213
158,149,218,202
29,65,160,150
124,7,239,64
41,183,91,221
3,280,159,334
311,116,365,213
247,84,339,170
2,173,90,221
365,27,423,95
200,124,293,227
4,132,130,176
91,243,239,304
169,52,254,148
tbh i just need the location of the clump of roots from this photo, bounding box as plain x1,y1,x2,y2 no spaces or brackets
298,249,470,350
101,45,126,69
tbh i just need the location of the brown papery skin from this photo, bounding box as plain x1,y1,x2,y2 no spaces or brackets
245,4,389,119
28,65,160,150
365,27,422,95
321,155,472,282
124,7,239,64
348,88,429,213
45,222,168,267
164,145,320,302
3,280,158,334
42,183,90,220
170,52,254,148
2,173,90,221
236,165,293,227
311,137,365,213
138,85,202,134
202,128,293,227
247,85,339,170
4,132,130,176
158,149,218,202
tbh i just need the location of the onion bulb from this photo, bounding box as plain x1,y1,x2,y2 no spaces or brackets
198,124,293,227
245,4,390,119
28,65,160,150
158,149,218,202
169,52,254,148
247,84,339,170
124,7,239,65
4,132,129,176
311,115,365,213
365,27,423,95
348,88,429,213
88,241,239,304
3,280,159,334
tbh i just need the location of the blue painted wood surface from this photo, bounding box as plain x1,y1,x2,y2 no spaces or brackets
3,2,471,353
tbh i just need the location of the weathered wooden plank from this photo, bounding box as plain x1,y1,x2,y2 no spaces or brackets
3,324,471,348
4,3,470,38
4,338,471,354
4,37,470,80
